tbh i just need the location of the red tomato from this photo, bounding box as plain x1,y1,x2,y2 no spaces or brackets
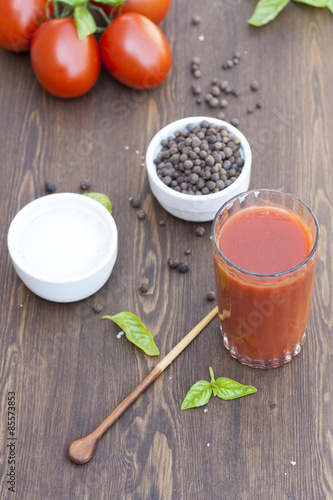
99,12,172,90
120,0,171,24
94,0,171,25
30,18,101,98
0,0,49,52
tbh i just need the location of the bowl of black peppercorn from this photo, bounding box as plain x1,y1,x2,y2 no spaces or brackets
145,116,252,222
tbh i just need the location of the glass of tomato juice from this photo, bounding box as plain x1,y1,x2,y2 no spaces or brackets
212,189,319,368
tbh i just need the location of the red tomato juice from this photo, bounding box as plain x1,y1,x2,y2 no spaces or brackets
213,204,318,367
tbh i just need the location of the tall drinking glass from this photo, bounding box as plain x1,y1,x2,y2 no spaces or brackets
212,189,319,368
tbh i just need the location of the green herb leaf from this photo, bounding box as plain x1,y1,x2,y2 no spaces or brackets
181,367,257,410
181,380,213,410
248,0,290,26
102,312,160,356
293,0,327,5
213,377,257,400
328,0,333,12
74,5,97,39
83,193,112,213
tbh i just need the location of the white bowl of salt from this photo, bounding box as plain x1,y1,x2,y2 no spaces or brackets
7,193,118,302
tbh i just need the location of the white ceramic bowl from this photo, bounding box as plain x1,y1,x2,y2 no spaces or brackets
7,193,118,303
145,116,252,222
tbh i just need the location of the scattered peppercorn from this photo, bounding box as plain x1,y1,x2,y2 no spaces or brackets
192,15,201,25
45,181,56,193
250,80,259,91
168,257,179,269
195,226,205,237
184,249,191,255
158,220,166,226
206,291,216,301
93,302,103,313
130,197,141,208
247,106,255,114
256,102,262,109
178,262,189,273
208,97,219,108
211,85,220,97
137,210,146,220
191,85,201,95
80,179,90,190
139,283,149,294
231,118,240,128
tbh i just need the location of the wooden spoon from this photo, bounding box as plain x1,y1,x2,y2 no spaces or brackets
67,306,218,465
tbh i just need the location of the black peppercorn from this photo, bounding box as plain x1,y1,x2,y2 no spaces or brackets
130,197,140,208
178,262,189,273
45,181,56,193
80,179,90,190
168,257,179,269
195,226,205,237
137,210,146,220
207,291,216,302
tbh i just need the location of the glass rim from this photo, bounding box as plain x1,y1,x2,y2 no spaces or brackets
212,188,319,278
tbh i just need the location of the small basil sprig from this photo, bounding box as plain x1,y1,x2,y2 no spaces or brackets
248,0,332,26
181,367,256,410
102,312,160,356
83,192,112,213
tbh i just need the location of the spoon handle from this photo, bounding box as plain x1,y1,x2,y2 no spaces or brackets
67,306,218,465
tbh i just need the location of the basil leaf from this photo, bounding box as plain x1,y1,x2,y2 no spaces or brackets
328,0,333,11
248,0,290,26
102,312,160,356
181,367,257,410
74,5,97,39
181,380,213,410
213,377,257,400
83,193,112,214
293,0,327,6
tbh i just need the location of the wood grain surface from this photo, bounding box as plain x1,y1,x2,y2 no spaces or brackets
1,1,332,499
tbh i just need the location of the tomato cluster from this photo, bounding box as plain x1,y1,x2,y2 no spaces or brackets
0,0,172,98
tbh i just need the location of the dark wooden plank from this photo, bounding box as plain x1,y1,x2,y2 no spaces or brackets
0,1,332,499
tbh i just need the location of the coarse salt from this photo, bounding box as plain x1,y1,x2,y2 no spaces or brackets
18,207,111,280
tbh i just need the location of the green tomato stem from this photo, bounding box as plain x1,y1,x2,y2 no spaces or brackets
53,0,60,18
88,3,112,26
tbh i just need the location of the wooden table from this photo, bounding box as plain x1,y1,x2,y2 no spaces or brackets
1,2,332,499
